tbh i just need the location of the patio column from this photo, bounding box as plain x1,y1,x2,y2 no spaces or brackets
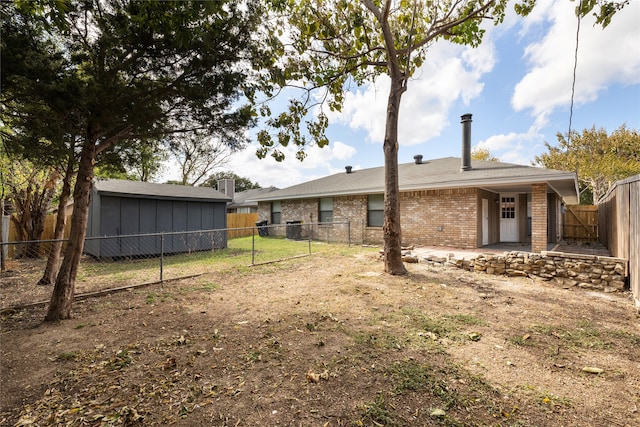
531,183,548,253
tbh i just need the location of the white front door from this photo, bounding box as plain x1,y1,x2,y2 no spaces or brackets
482,198,489,245
499,194,518,242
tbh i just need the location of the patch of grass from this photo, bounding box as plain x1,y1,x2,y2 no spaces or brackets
54,351,79,361
354,332,406,350
357,393,396,427
520,385,572,410
200,281,220,291
245,337,286,363
68,239,380,304
245,350,262,363
531,321,612,350
106,349,133,371
507,334,536,347
145,291,172,304
386,358,512,426
401,307,484,342
389,360,458,410
444,313,486,326
611,330,640,346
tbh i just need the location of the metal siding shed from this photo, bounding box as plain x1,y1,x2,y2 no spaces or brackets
85,179,231,258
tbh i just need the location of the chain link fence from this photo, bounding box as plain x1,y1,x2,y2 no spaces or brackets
0,221,353,310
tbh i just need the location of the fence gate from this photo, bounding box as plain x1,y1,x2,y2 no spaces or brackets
564,205,598,241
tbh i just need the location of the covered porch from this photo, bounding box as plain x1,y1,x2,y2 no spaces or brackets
477,179,579,253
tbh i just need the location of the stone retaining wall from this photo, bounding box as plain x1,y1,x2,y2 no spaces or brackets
422,251,628,293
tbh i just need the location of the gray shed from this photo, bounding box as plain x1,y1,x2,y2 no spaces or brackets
85,179,230,258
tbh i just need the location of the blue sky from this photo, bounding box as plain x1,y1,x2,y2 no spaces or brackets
162,0,640,189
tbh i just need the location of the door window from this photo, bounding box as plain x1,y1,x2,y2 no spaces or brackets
501,197,516,219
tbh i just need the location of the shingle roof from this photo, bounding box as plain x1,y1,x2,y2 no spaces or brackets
93,179,231,201
251,157,579,204
229,187,279,208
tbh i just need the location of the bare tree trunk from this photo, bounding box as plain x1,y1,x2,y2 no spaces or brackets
37,162,74,286
362,0,409,275
10,171,58,258
11,187,32,258
29,173,57,257
45,141,95,321
382,77,407,275
0,198,5,272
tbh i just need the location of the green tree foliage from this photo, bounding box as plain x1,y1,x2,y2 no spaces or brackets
513,0,631,27
1,0,264,320
203,172,262,193
576,0,631,27
535,125,640,204
96,139,167,182
471,147,499,162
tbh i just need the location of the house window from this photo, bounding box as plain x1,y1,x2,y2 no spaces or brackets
271,201,281,224
501,197,516,219
319,197,333,223
367,194,384,227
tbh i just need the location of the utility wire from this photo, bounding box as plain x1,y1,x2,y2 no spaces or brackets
568,2,583,143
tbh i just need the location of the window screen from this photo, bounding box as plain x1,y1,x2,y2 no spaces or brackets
368,194,384,227
319,197,333,223
271,201,281,224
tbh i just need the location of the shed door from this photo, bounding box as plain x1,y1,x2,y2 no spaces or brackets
499,194,518,242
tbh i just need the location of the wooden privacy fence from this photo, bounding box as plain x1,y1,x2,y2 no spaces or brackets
7,212,260,249
598,174,639,310
226,213,259,238
564,205,598,241
8,214,73,245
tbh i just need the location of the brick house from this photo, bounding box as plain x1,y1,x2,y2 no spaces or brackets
251,115,579,253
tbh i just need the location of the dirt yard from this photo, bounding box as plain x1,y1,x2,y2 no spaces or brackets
1,248,639,426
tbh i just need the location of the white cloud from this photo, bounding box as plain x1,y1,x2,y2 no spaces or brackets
512,0,640,129
329,35,497,147
476,128,544,165
217,139,357,189
332,140,357,160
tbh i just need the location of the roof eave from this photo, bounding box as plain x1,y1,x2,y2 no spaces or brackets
252,172,579,202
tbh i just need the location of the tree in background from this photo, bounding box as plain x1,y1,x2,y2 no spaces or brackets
2,0,264,320
535,125,640,204
95,139,167,182
168,132,236,186
2,159,59,258
203,172,262,193
471,147,499,162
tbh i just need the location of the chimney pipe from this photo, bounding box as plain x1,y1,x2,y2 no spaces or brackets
460,113,472,171
413,154,423,164
345,165,353,174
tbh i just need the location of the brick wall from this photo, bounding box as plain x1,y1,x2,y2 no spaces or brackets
531,183,548,253
400,188,478,248
258,187,480,248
